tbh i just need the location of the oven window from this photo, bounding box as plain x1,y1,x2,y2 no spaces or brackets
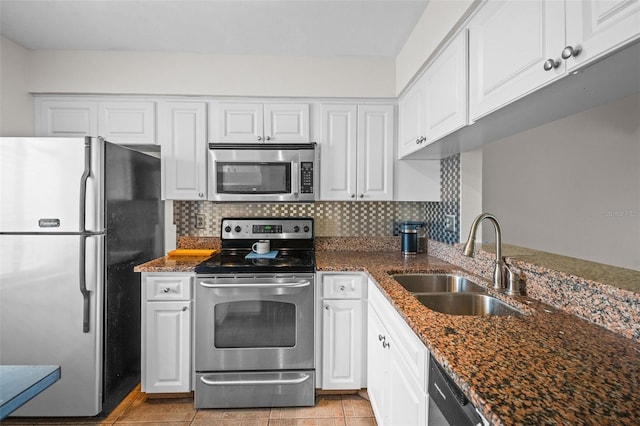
217,162,291,194
214,301,296,348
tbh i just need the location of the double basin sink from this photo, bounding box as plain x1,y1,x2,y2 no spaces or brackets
391,273,521,316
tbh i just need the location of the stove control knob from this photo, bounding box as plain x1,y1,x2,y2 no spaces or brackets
303,225,310,233
234,226,241,233
224,226,231,233
293,225,300,233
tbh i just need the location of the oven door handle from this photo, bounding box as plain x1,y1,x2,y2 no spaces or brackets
200,373,311,386
199,279,311,289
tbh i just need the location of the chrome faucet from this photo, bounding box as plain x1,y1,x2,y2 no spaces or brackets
463,213,506,291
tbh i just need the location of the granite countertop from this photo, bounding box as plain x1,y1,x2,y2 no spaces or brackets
316,251,640,426
134,248,640,425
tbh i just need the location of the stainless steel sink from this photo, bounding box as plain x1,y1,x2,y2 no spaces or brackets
391,274,486,293
414,293,522,316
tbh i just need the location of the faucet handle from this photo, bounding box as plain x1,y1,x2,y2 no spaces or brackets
504,263,521,296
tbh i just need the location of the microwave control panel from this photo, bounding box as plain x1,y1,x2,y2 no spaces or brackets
300,162,314,194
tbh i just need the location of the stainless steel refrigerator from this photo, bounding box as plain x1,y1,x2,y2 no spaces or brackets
0,137,164,417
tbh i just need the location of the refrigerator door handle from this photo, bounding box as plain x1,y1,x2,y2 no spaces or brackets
79,235,90,333
79,138,92,233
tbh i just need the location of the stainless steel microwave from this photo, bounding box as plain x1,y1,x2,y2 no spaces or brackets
207,143,318,202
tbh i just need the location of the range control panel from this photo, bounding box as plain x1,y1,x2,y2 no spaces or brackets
221,218,313,240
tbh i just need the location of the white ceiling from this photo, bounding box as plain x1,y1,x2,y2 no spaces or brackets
0,0,428,58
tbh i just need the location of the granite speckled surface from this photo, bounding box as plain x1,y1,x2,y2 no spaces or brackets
134,237,640,425
315,250,640,426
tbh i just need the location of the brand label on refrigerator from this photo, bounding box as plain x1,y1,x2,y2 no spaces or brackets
39,218,61,228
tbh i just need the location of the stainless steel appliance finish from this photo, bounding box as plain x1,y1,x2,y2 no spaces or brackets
428,357,483,426
207,143,318,202
195,218,315,408
0,137,164,417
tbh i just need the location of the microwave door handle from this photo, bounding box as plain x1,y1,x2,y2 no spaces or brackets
291,162,299,198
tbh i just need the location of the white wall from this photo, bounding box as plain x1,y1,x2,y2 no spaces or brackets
395,0,476,96
482,94,640,271
28,49,395,98
0,36,33,136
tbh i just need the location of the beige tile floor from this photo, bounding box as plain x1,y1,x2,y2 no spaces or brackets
2,385,377,425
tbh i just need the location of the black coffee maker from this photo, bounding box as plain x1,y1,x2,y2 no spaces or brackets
400,221,426,256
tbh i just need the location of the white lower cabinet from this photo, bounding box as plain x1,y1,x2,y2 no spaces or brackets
141,273,193,393
368,279,428,426
318,273,367,390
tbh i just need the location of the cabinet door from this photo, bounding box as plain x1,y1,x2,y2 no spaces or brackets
398,74,427,158
159,102,207,200
98,101,156,145
367,303,389,425
36,100,97,137
215,102,263,143
565,0,640,71
322,299,363,390
319,104,358,200
357,105,394,201
264,103,310,143
388,344,427,426
468,0,565,120
425,31,468,144
145,301,191,393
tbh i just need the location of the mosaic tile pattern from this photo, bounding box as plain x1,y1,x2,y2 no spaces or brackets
174,201,428,237
427,154,460,244
173,153,461,241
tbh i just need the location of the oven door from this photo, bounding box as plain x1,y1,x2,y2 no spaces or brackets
195,274,315,371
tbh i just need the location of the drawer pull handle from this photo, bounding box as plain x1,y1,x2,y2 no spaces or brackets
163,288,171,293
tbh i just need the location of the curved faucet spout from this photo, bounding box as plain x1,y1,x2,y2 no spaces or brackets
463,213,504,290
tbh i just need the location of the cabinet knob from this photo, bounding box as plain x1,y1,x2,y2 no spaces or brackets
163,287,171,293
265,136,271,141
359,194,364,199
415,136,426,144
324,305,330,310
350,194,356,198
257,136,263,141
182,306,188,311
561,45,582,60
339,285,345,291
378,334,385,341
198,192,204,197
383,341,390,349
543,59,560,71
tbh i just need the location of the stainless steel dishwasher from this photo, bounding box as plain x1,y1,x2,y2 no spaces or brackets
428,357,485,426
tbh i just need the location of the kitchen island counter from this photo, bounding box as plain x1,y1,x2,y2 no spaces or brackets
316,250,640,426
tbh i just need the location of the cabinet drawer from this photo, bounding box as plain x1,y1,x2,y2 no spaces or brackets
145,275,192,301
322,274,366,299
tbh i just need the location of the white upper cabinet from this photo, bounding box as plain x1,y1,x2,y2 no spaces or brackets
564,0,640,71
357,105,394,201
423,30,469,145
214,102,310,143
398,74,427,158
469,0,640,122
468,0,565,121
398,31,468,158
159,102,207,200
319,104,393,201
98,102,155,145
36,98,156,145
36,99,98,137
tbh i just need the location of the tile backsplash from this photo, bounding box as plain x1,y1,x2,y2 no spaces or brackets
174,154,461,242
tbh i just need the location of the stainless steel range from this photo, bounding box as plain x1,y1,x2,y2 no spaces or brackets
194,218,315,409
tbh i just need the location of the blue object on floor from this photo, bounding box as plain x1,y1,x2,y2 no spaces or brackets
0,365,61,420
245,251,279,259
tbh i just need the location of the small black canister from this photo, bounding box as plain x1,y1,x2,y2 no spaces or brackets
400,221,426,256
